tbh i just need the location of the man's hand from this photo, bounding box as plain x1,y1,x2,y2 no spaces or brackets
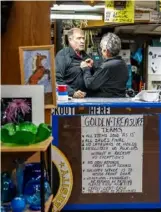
80,61,88,69
80,58,94,69
73,90,86,98
85,58,94,68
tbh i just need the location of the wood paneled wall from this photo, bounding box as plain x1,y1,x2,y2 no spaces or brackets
1,1,54,171
1,1,53,124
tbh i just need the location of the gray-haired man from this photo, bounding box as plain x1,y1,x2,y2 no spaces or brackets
81,33,128,97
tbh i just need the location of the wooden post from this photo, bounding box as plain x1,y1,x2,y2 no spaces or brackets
1,1,54,125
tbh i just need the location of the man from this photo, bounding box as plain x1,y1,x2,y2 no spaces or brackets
55,28,91,98
81,33,129,97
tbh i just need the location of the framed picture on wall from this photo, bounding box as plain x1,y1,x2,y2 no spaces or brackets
1,85,44,125
19,45,56,108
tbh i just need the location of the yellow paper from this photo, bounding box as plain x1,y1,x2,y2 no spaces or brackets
104,0,135,23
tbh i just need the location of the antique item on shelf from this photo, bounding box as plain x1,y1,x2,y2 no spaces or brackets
23,163,51,210
1,172,16,203
19,45,57,107
11,159,26,212
36,123,52,142
1,122,51,146
24,178,51,210
1,122,37,145
11,196,26,212
1,98,32,126
0,206,6,212
57,85,68,101
1,137,52,211
133,90,161,102
14,159,25,196
1,85,44,125
23,163,47,190
1,204,12,212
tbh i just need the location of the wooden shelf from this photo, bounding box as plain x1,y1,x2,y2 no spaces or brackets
25,194,53,212
45,104,57,109
1,137,53,212
1,136,53,153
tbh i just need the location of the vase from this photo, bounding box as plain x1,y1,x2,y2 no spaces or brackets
14,159,25,197
23,162,51,210
23,163,47,192
10,159,26,212
0,206,6,212
1,172,16,203
11,196,26,212
24,176,51,210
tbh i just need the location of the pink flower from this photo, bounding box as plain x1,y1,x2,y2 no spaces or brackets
5,99,31,123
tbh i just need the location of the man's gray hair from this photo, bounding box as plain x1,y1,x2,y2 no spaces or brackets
100,33,121,56
67,28,84,39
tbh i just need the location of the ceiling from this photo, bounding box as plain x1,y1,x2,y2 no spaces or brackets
54,1,158,10
51,1,161,35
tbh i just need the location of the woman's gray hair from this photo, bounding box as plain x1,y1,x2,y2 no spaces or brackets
100,33,121,56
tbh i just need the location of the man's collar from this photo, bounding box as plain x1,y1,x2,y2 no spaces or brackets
69,46,76,57
69,46,87,58
104,55,122,62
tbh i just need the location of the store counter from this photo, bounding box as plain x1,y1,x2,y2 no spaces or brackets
52,98,161,211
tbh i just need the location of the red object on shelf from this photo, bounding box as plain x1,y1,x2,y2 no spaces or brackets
139,78,144,92
57,85,67,92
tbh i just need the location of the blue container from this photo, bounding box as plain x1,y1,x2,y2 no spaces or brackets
1,172,16,203
23,163,51,210
24,177,51,210
11,196,26,212
23,163,46,192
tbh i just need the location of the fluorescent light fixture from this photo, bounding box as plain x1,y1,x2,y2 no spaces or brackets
50,13,102,20
51,4,105,11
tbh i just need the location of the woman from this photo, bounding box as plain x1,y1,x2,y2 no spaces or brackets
81,33,129,98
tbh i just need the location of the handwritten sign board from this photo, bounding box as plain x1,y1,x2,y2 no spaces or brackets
52,104,160,210
81,115,143,194
104,0,134,23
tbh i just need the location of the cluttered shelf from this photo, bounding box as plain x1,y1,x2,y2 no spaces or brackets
3,195,53,212
0,136,53,152
25,194,53,212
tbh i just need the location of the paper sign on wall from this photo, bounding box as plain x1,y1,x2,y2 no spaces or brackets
148,46,161,75
135,12,150,22
119,50,131,65
81,115,143,194
104,0,134,23
150,11,161,23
